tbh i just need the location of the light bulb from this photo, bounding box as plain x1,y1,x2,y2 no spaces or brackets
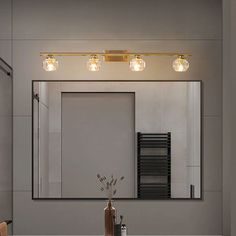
87,55,101,72
172,55,189,72
42,56,59,72
129,55,146,72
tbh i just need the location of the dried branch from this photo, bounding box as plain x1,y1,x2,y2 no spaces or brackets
96,173,125,200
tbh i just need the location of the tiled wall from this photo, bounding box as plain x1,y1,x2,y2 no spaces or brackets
3,0,223,235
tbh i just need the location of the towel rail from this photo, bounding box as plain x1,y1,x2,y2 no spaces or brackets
137,132,171,199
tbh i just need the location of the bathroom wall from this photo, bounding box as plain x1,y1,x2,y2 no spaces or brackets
0,0,11,66
223,0,236,235
38,82,50,198
48,83,62,197
186,83,201,198
0,0,12,231
11,0,222,235
61,92,135,198
229,2,236,235
0,67,13,225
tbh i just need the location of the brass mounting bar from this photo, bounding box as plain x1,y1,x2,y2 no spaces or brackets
40,52,192,57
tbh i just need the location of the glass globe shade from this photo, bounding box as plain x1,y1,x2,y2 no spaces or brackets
172,56,189,72
129,55,146,72
42,56,59,72
87,55,101,72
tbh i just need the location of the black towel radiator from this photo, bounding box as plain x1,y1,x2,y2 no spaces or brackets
137,132,171,199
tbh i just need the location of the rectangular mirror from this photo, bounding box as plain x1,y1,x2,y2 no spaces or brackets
32,80,202,200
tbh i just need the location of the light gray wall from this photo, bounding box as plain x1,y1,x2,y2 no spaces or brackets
230,1,236,234
62,92,135,198
48,83,62,197
11,0,222,235
0,69,12,224
0,0,11,66
223,0,236,235
39,83,50,198
0,0,12,232
33,81,50,198
186,83,201,198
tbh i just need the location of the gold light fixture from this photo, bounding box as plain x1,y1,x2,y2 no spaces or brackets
87,55,101,72
129,55,146,72
40,51,191,72
104,50,129,62
172,55,189,72
42,55,59,72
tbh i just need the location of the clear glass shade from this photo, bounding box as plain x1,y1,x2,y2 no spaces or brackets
172,56,189,72
42,56,59,71
87,56,101,72
129,55,146,72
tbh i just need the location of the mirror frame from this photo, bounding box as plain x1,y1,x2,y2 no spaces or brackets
32,80,203,200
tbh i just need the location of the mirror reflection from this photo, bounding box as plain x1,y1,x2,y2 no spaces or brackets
32,81,201,199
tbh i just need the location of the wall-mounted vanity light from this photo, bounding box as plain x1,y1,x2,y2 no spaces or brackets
40,50,191,72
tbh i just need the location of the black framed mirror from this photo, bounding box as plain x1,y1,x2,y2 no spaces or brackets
32,80,202,200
